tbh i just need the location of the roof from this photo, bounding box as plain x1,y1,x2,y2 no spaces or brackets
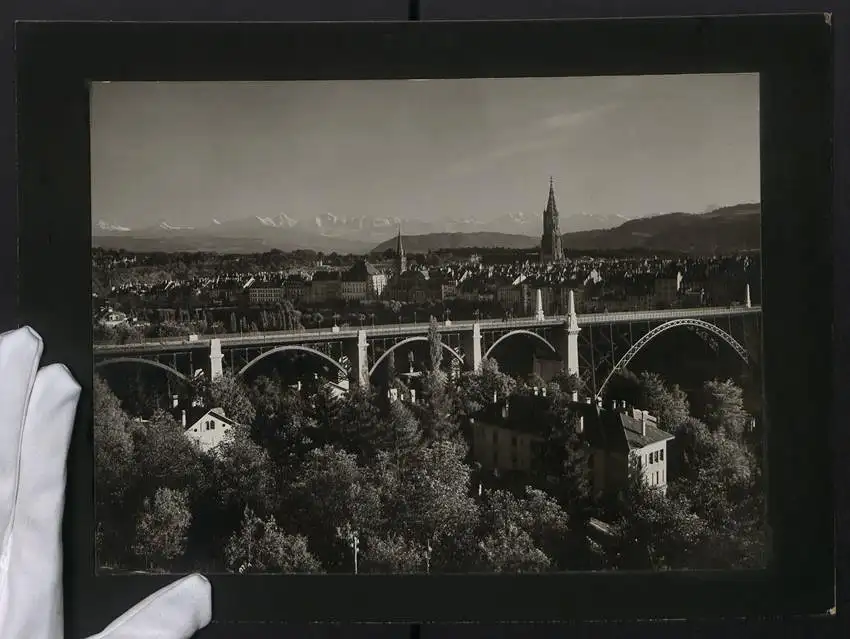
343,260,380,281
470,396,674,451
187,407,237,430
606,406,674,450
470,394,551,437
312,271,342,282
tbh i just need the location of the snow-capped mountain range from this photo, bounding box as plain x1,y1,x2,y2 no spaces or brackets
92,209,638,253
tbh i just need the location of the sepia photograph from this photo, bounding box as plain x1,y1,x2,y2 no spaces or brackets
90,74,767,576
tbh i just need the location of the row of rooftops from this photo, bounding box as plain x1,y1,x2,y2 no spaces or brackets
470,393,674,453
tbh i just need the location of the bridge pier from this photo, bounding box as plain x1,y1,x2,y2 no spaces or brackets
344,330,369,388
555,290,581,377
461,322,483,371
209,338,223,380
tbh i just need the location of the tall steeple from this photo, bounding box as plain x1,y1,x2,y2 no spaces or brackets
395,222,407,274
540,176,565,263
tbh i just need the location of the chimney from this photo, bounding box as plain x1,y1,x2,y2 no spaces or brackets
641,411,647,437
181,410,187,428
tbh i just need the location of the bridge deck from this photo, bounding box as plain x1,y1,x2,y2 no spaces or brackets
93,305,761,355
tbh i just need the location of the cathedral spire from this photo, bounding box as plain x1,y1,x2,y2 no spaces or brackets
546,176,557,216
540,177,564,263
395,222,407,274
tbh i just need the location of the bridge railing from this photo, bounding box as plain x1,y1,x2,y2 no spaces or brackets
93,305,761,352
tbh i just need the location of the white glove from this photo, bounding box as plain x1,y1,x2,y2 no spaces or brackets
0,326,213,639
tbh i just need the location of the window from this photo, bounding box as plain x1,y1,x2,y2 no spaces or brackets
660,448,664,461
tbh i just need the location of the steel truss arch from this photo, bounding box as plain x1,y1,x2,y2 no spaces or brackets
483,329,558,360
368,336,464,378
95,357,190,382
596,318,750,396
237,345,347,378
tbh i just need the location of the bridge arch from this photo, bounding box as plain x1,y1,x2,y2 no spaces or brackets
368,336,464,378
596,318,751,396
237,345,348,379
95,357,190,383
483,329,558,360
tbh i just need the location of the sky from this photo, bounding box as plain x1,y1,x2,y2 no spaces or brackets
90,74,760,228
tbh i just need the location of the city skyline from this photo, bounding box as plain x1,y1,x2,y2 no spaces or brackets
90,74,760,229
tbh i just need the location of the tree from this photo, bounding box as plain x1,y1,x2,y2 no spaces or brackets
476,487,570,571
361,534,426,574
388,439,479,565
551,369,582,396
92,375,134,506
456,358,517,416
375,399,423,466
225,507,323,574
478,524,552,574
249,376,316,476
604,369,641,406
92,375,136,566
697,379,750,441
329,385,385,458
427,316,443,372
132,487,192,571
191,372,256,426
525,372,546,391
213,426,278,516
538,392,592,518
638,372,690,433
417,369,458,441
385,349,398,387
608,459,708,571
288,445,382,570
127,410,204,500
668,417,765,569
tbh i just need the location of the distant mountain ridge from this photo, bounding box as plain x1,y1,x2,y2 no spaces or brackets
371,203,760,255
92,205,641,254
92,203,758,255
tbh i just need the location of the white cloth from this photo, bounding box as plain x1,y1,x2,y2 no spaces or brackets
0,326,212,638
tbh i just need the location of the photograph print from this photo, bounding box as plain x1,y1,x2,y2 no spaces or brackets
91,74,767,576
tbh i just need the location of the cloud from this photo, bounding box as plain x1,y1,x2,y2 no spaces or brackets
443,103,617,177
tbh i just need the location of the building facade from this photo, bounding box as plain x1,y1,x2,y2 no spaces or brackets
184,407,236,454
